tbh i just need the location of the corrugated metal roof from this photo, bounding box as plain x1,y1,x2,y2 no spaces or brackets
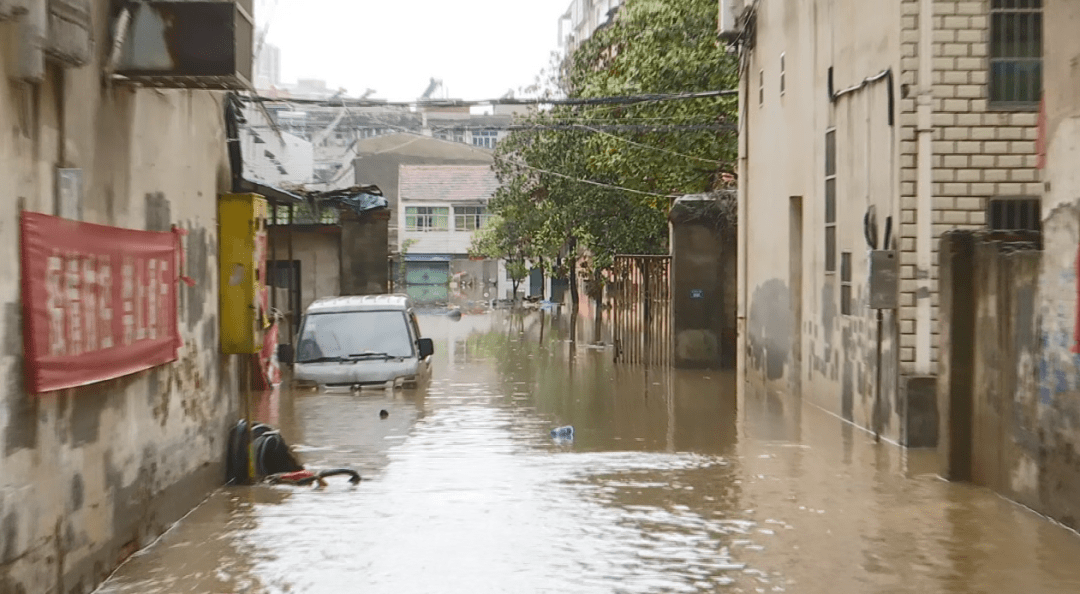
398,165,499,205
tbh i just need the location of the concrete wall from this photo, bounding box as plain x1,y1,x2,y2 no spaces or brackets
670,200,737,369
341,210,390,296
740,0,904,441
0,6,236,593
352,133,493,251
739,0,1039,444
268,227,341,312
937,232,1077,528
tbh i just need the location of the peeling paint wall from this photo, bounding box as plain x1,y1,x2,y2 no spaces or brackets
0,4,236,592
937,233,1078,529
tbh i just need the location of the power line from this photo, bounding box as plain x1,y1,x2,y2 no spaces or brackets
240,88,737,109
574,124,728,163
492,154,675,199
507,123,735,132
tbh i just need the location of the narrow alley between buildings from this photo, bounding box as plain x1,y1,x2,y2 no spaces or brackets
95,311,1080,594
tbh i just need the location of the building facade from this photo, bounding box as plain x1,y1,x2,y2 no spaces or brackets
397,165,507,304
559,0,622,55
735,0,1041,444
0,2,241,592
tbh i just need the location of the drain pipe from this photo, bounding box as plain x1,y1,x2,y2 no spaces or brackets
736,41,750,398
16,0,46,83
915,0,934,375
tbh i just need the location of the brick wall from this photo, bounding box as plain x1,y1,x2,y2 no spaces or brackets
897,0,1040,369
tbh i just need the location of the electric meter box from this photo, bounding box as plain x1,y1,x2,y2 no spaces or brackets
869,250,899,310
219,193,269,354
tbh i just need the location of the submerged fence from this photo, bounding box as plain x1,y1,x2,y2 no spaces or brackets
611,255,672,366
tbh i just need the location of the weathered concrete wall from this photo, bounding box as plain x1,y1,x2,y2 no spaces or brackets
740,0,1040,445
670,201,737,369
937,232,1077,527
1023,0,1080,529
740,0,904,441
340,210,390,296
0,6,236,593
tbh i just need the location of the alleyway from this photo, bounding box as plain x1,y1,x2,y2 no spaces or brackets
96,311,1080,594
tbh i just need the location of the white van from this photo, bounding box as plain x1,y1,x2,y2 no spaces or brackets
279,294,434,390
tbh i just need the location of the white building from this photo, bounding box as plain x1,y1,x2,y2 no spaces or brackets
397,165,508,304
559,0,622,55
734,0,1041,445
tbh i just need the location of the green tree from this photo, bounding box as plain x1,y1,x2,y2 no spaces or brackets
488,0,738,307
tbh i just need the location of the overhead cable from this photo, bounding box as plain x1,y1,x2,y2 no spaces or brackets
241,88,737,109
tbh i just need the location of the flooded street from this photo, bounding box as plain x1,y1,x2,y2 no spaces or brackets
96,311,1080,594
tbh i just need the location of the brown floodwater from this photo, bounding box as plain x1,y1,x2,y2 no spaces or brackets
95,310,1080,594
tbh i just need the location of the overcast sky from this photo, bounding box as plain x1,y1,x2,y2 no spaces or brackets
258,0,569,101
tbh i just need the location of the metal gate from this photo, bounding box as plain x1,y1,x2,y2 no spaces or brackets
405,261,450,305
612,255,672,366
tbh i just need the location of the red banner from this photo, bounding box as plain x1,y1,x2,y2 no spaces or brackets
21,212,182,394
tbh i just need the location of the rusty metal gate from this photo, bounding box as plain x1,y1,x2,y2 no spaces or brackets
612,255,672,366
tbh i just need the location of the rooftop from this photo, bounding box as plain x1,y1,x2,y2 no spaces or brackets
398,165,499,205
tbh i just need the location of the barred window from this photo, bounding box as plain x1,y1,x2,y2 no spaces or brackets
454,206,490,231
990,0,1042,108
988,197,1041,233
405,206,449,232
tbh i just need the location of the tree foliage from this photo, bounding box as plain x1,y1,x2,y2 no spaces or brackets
472,0,738,287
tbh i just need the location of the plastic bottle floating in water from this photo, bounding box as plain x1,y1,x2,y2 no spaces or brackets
550,426,574,440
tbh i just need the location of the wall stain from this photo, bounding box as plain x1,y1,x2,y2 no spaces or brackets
70,474,85,512
144,192,171,232
747,279,794,380
71,384,113,447
184,226,209,332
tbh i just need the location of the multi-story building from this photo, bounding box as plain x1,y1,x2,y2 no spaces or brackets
559,0,622,55
732,0,1042,445
397,165,508,305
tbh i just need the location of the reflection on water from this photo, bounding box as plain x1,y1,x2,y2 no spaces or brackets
97,311,1080,594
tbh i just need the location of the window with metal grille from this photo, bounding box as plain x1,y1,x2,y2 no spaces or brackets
454,206,489,231
987,197,1041,232
825,129,837,273
990,0,1042,108
405,206,449,232
840,252,852,315
471,130,499,149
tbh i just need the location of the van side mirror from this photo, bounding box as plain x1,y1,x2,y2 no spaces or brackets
417,338,434,359
277,343,294,364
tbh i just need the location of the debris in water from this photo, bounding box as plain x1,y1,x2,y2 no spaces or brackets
550,426,574,440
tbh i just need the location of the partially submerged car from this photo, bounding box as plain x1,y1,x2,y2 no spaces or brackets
278,294,434,390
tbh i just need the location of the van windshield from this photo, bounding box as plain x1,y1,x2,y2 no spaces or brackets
296,311,414,363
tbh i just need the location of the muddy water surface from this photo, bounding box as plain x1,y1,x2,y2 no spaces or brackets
95,311,1080,594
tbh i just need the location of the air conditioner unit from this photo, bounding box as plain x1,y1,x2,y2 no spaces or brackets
115,1,254,90
0,0,30,21
719,0,745,40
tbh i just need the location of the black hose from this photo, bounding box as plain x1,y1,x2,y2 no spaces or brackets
317,468,362,485
265,468,361,486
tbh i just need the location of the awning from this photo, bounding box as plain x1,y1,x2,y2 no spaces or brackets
237,178,305,204
403,254,456,262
